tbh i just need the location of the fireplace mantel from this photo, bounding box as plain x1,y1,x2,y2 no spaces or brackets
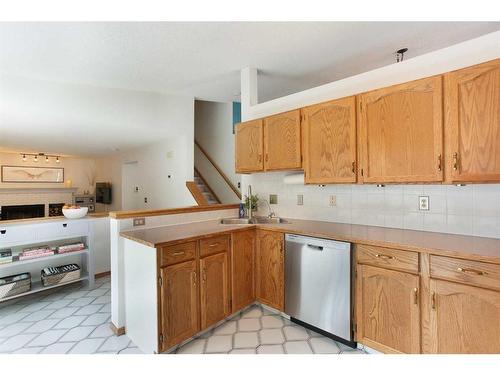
0,187,79,194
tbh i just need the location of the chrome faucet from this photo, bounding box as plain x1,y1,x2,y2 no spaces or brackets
262,199,276,218
247,185,252,220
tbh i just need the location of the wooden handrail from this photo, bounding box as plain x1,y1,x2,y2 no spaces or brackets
194,140,242,199
194,167,221,204
186,181,209,205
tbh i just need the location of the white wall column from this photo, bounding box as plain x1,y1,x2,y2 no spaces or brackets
240,67,258,121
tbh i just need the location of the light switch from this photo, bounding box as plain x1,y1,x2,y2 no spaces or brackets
269,194,278,205
297,194,303,206
133,218,145,226
419,196,429,211
329,195,337,207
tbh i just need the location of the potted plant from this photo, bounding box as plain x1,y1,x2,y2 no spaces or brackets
243,193,259,216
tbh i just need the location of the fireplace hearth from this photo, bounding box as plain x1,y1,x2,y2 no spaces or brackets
0,204,45,221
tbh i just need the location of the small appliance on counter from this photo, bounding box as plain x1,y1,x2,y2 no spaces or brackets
73,195,95,213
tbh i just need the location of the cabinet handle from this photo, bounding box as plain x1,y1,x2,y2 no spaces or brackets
258,155,262,163
431,292,436,309
0,229,6,235
413,288,418,305
437,154,442,172
192,271,197,286
351,161,356,174
172,251,185,256
457,267,486,276
202,268,206,282
265,154,269,162
453,152,459,171
209,243,219,247
375,254,394,260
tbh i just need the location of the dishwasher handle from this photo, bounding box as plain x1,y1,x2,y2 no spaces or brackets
306,244,324,251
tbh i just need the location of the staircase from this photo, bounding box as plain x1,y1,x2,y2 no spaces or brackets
194,170,219,205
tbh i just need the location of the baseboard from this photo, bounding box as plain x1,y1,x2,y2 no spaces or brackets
110,322,126,336
96,271,111,278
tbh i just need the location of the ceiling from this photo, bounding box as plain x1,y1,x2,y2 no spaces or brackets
0,22,499,156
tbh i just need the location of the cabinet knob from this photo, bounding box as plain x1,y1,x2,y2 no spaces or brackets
63,223,68,228
0,229,6,235
437,154,442,172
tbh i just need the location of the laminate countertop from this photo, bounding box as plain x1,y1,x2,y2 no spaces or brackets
120,218,500,264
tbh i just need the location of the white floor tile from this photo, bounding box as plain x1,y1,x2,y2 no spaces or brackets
88,323,114,338
0,322,33,338
64,291,89,299
69,338,105,354
241,306,262,319
238,318,260,331
0,312,30,326
205,335,232,353
86,288,108,297
18,302,50,313
74,304,102,316
23,309,57,322
283,325,309,341
284,341,313,354
257,344,284,354
54,315,86,329
59,326,96,342
99,303,112,313
24,319,60,334
259,329,285,344
0,334,38,352
44,299,72,310
91,295,111,305
213,321,237,335
176,338,206,354
309,337,341,354
49,307,79,319
13,346,44,354
119,347,143,354
81,313,110,326
233,332,259,348
230,348,256,354
41,342,76,354
27,329,67,347
98,335,131,352
261,315,284,328
69,297,96,307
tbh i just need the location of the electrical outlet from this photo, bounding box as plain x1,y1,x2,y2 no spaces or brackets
144,197,148,204
329,195,337,207
297,194,303,206
269,194,278,204
419,196,430,211
133,218,145,226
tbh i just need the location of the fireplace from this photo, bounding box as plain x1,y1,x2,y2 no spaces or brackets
0,204,45,221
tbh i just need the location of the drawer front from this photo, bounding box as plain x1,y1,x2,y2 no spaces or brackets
357,244,419,273
430,255,500,291
160,241,196,267
200,234,230,257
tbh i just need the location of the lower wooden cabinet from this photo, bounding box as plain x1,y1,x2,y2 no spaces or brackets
356,264,420,353
428,279,500,353
159,260,199,351
256,230,284,311
200,251,230,330
231,230,255,312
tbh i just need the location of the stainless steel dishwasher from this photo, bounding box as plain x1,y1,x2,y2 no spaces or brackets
284,234,355,347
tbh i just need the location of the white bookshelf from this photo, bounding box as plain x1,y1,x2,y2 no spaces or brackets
0,218,95,302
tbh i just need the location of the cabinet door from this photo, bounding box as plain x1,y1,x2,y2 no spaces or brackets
263,110,302,171
429,279,500,353
235,119,264,173
358,76,443,183
445,58,500,182
356,265,420,353
160,260,199,350
200,251,230,329
256,230,284,311
302,97,357,183
231,230,255,312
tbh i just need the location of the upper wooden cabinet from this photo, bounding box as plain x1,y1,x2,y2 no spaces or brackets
235,119,264,173
200,251,230,330
356,264,420,353
358,76,444,183
429,279,500,353
302,97,357,183
256,230,284,311
160,260,199,351
231,230,255,313
444,59,500,182
263,109,302,171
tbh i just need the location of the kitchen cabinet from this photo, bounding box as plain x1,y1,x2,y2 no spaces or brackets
263,109,302,171
159,260,199,351
356,264,421,354
302,97,357,183
231,229,255,312
429,279,500,353
200,251,230,330
256,229,284,311
235,119,264,173
358,76,443,183
444,58,500,182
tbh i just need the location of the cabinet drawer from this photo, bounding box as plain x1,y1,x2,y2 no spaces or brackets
356,244,419,273
160,241,196,267
430,255,500,291
200,234,230,257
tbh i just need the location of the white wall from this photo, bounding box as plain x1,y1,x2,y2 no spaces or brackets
0,151,96,194
195,100,240,191
241,31,500,239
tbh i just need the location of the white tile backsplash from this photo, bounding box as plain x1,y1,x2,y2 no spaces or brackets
243,172,500,239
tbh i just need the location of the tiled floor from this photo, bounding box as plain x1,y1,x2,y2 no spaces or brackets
174,305,366,354
0,276,141,354
1,277,365,355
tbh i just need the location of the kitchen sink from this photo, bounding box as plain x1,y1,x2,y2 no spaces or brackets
220,217,289,225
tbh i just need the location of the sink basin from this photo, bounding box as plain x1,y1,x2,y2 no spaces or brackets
220,217,289,225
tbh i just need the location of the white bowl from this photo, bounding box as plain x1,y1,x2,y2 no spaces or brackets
62,207,89,219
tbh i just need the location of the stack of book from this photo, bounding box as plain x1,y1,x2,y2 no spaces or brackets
0,249,13,265
57,242,85,254
18,245,55,261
